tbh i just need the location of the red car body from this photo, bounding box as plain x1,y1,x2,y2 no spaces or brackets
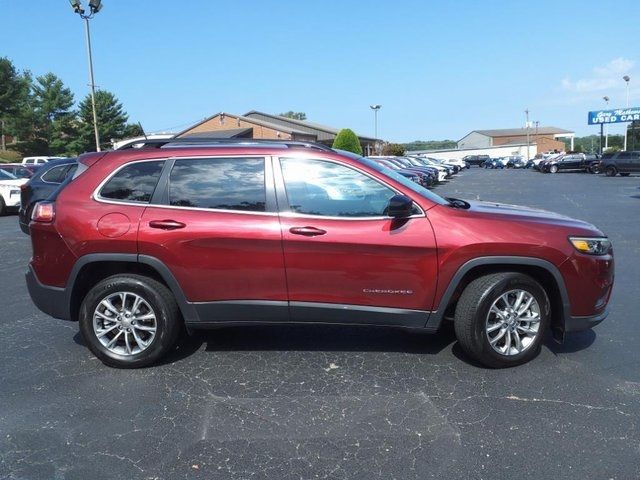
27,145,613,341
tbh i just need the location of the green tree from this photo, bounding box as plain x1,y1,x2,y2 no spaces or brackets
279,111,307,120
332,128,362,155
31,73,75,154
382,143,406,156
403,140,457,151
73,90,130,152
0,58,33,150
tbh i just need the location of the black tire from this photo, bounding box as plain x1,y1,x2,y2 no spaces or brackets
79,274,182,368
549,165,558,174
620,172,630,177
605,166,617,177
0,196,6,216
454,272,550,368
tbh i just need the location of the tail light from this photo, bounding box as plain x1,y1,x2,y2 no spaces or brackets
32,202,55,223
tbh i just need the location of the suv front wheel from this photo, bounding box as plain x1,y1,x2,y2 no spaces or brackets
454,272,550,368
605,166,618,177
79,274,182,368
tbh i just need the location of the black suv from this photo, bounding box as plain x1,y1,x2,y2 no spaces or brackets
599,151,640,177
19,158,77,234
541,153,599,174
463,155,491,167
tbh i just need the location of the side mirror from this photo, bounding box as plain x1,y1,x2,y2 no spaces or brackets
387,194,414,218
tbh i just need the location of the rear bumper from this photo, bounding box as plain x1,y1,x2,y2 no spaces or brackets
26,265,71,320
565,309,609,332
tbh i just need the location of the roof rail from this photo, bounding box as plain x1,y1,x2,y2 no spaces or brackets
114,137,335,152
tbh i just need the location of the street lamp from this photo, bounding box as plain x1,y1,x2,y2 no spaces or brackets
603,96,610,149
370,104,381,154
623,75,631,151
70,0,103,152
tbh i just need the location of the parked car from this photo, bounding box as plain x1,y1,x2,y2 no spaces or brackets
405,156,454,179
483,158,505,169
19,158,77,234
541,153,599,174
0,169,28,215
371,159,422,184
384,156,446,183
463,154,491,167
369,157,435,187
21,156,66,166
598,151,640,177
0,163,38,179
505,156,527,168
26,139,614,369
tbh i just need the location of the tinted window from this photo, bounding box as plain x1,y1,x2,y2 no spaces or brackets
169,158,266,211
0,169,16,180
41,165,70,184
100,161,164,203
617,152,631,159
281,158,395,217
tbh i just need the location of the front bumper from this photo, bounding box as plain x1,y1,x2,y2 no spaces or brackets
26,265,71,320
565,309,609,332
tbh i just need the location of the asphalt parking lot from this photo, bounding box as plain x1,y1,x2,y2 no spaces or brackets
1,167,639,480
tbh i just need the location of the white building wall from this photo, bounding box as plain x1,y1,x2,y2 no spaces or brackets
457,131,492,149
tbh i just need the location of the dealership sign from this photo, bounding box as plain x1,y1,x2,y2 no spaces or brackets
588,107,640,125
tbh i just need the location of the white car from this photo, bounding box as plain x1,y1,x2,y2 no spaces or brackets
0,169,28,215
21,156,65,166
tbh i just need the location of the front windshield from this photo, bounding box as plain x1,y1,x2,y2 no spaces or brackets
336,151,449,206
0,169,18,180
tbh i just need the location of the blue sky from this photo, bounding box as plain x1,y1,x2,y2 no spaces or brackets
2,0,639,141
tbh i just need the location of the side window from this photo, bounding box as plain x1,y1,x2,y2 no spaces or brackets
100,161,164,203
168,158,266,212
64,164,78,179
280,157,396,217
42,165,70,184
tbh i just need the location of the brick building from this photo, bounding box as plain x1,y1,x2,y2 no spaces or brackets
458,127,574,152
177,111,379,153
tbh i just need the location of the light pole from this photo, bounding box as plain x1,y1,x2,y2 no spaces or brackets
370,104,381,154
70,0,103,152
603,96,610,149
525,109,530,160
623,75,630,151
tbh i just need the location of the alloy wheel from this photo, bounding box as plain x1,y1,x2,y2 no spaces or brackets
485,289,541,356
92,291,157,356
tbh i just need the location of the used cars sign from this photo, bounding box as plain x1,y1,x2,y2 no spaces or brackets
588,107,640,124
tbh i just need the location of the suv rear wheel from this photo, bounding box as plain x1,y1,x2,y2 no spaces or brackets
79,274,181,368
454,272,550,368
605,166,618,177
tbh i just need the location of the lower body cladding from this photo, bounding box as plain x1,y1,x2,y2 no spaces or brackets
26,254,612,338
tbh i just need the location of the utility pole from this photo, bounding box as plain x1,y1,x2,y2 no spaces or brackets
370,104,382,154
70,1,103,152
603,96,610,150
623,75,630,151
525,109,530,161
1,119,5,151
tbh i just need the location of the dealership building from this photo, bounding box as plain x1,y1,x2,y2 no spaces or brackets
411,126,575,161
176,111,379,153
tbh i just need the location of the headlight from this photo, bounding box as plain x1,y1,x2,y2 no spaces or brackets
569,236,611,255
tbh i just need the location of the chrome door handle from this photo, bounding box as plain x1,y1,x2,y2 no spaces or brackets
149,219,186,230
289,226,327,237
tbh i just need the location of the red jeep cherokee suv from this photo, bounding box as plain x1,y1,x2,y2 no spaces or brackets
26,140,614,368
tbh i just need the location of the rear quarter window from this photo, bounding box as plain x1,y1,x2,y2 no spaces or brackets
99,161,164,203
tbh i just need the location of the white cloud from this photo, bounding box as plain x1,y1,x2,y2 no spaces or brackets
562,57,634,93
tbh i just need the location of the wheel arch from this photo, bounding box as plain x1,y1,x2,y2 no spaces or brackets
66,254,197,323
426,256,570,340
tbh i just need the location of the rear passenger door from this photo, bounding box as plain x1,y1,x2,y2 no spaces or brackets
137,156,288,322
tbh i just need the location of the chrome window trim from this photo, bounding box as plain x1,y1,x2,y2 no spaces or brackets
93,155,275,217
275,156,426,219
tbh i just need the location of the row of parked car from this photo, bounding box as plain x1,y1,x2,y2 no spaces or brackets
367,155,467,188
0,157,77,223
533,151,640,176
